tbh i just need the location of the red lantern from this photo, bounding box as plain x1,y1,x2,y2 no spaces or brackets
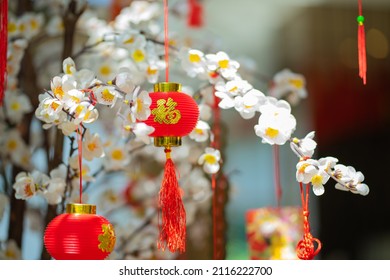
44,203,116,260
145,82,199,253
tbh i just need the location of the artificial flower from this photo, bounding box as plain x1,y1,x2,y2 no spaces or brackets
198,147,221,174
189,120,210,142
82,129,105,161
254,97,296,145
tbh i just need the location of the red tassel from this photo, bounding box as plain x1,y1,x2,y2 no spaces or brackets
188,0,203,28
157,148,186,253
357,0,366,85
0,0,8,106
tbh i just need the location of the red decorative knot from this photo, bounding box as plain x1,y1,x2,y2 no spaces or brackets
44,204,116,260
296,210,321,260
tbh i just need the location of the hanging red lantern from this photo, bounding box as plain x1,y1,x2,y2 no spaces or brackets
144,82,199,253
44,203,116,260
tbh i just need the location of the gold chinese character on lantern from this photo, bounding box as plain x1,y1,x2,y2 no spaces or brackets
152,97,181,124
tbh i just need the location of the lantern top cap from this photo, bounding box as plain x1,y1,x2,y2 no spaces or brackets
154,82,182,92
66,203,96,214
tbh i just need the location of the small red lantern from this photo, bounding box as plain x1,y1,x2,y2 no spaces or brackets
145,82,199,253
44,203,116,260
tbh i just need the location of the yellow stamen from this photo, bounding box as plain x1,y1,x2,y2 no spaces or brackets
8,22,17,33
100,65,111,76
132,49,145,62
204,154,217,164
289,78,304,89
87,142,97,151
7,140,18,150
101,89,115,103
218,59,229,69
11,102,20,111
189,53,201,63
265,127,279,138
111,149,124,161
311,174,323,185
53,86,64,99
146,66,158,75
123,36,134,44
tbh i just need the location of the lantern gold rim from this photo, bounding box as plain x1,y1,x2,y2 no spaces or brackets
154,82,182,92
66,203,96,214
154,136,182,147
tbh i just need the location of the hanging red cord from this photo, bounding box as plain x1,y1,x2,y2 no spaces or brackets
77,126,83,203
272,145,282,208
163,0,170,82
296,183,321,260
0,0,8,106
357,0,367,85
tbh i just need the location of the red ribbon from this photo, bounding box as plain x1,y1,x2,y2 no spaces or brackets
0,0,8,106
357,0,367,85
188,0,203,28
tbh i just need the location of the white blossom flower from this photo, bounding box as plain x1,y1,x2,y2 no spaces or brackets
62,88,85,110
63,57,77,75
50,75,77,101
103,143,130,171
334,164,369,196
82,129,105,161
35,97,64,123
115,68,136,94
254,97,296,145
70,101,99,124
18,12,44,40
4,91,32,124
296,159,319,184
296,157,333,195
43,164,67,205
180,48,206,78
234,88,266,119
12,171,49,200
189,120,210,142
206,51,240,80
131,122,154,144
269,69,308,105
215,79,252,109
94,86,121,108
198,147,221,174
131,90,151,121
292,131,317,158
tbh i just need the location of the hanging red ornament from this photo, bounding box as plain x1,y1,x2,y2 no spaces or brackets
44,203,116,260
188,0,203,28
357,0,367,85
144,82,199,253
296,183,321,260
0,0,8,106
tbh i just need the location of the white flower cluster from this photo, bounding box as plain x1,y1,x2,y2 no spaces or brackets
180,46,369,196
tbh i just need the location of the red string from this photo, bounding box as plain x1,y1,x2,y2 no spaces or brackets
211,88,221,259
357,0,367,85
163,0,169,82
0,0,8,106
77,126,83,203
296,182,321,260
211,174,217,259
272,145,282,208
